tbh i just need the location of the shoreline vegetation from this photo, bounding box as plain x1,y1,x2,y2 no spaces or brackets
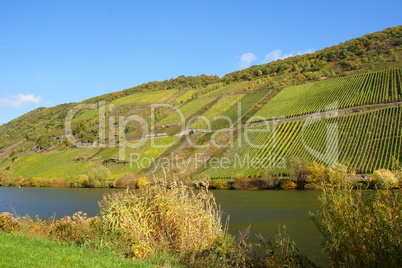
1,159,401,191
1,171,402,267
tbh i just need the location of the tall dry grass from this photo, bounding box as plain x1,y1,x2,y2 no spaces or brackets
99,176,226,259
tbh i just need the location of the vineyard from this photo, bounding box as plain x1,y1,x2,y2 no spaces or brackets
249,68,402,122
205,106,402,178
211,89,271,130
204,81,248,97
156,97,215,126
111,90,179,106
4,136,178,180
3,148,99,180
190,95,245,129
173,90,198,104
108,136,179,178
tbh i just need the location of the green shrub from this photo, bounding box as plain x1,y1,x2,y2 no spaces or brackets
286,157,308,186
71,174,89,188
311,184,402,267
88,167,110,188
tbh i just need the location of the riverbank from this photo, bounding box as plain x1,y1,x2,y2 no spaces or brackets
2,160,400,191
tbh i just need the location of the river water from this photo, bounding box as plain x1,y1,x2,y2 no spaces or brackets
0,187,323,259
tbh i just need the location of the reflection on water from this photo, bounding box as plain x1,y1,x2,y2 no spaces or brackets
0,187,322,259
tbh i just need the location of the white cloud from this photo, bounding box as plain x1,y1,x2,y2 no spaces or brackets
237,52,257,69
0,93,42,108
263,48,315,63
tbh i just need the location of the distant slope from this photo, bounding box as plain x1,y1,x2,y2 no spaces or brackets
0,25,402,182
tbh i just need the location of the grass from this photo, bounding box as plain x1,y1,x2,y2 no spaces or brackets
73,108,100,122
0,232,172,268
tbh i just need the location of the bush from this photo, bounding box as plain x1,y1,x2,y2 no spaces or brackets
88,167,110,188
311,184,402,267
280,180,297,190
327,164,349,188
209,179,232,190
232,175,251,190
370,169,399,189
0,212,19,233
10,177,24,187
71,174,89,188
22,177,43,187
136,177,148,188
261,169,279,189
232,175,269,190
305,162,328,189
50,177,65,188
0,171,11,186
112,173,137,188
51,212,101,245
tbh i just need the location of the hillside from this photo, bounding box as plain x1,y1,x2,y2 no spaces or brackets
0,25,401,184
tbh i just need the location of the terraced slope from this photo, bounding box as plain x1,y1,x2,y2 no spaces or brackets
205,106,402,178
248,68,402,122
211,89,271,130
190,95,245,129
156,97,215,126
204,81,248,97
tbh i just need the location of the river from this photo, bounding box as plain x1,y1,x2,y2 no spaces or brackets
0,187,323,260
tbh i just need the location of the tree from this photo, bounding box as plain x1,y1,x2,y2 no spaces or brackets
286,157,308,185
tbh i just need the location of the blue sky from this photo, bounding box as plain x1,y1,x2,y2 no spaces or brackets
0,0,401,125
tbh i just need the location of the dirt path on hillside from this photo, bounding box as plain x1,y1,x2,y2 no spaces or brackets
0,140,24,161
244,101,402,128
